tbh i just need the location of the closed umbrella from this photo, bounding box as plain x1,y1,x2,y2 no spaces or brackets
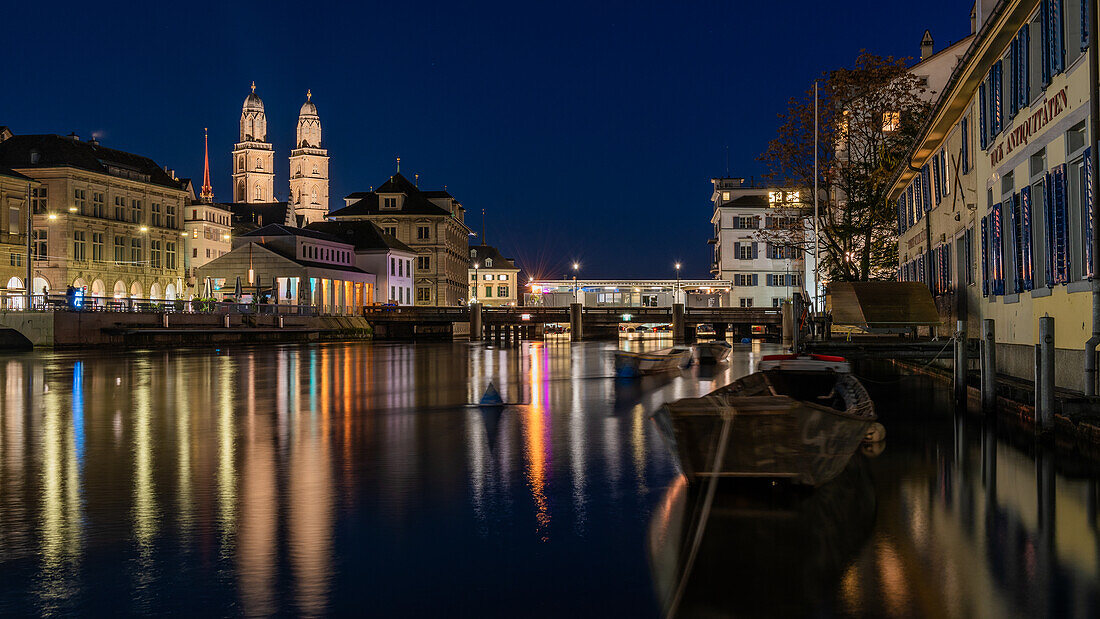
202,277,212,298
272,276,279,305
234,276,242,301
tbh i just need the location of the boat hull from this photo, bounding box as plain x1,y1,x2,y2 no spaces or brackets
614,347,692,377
696,341,731,363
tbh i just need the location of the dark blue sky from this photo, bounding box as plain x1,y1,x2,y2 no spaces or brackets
2,1,970,278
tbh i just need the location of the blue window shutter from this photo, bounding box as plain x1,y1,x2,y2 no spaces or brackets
1020,187,1033,290
751,274,758,286
961,116,970,173
979,81,988,149
734,241,741,258
1008,196,1020,293
1044,173,1056,285
1019,28,1030,110
766,274,772,286
981,215,990,296
932,155,942,205
921,165,932,212
992,61,1003,135
991,201,1005,295
1084,0,1091,50
1085,146,1094,277
1052,164,1070,283
1051,0,1065,73
1009,37,1020,118
897,196,905,234
752,242,758,259
1041,0,1052,85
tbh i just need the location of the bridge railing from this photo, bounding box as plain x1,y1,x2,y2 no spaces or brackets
1,295,319,316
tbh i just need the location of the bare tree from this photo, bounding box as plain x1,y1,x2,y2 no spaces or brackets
759,51,932,281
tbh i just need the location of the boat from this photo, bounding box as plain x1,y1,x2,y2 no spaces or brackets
695,340,731,363
648,455,876,618
653,354,875,487
614,347,693,377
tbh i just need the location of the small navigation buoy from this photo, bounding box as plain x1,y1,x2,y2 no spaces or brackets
479,381,504,406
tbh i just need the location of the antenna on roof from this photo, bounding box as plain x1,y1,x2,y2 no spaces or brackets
482,208,486,244
396,156,401,173
415,173,419,187
725,145,729,176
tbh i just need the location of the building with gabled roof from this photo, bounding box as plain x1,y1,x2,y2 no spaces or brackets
305,220,417,304
468,244,520,306
329,171,471,305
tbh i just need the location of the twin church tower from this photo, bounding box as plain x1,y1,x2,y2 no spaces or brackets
230,82,328,224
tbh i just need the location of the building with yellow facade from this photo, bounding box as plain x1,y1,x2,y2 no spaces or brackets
0,153,37,308
890,0,1096,390
468,244,520,306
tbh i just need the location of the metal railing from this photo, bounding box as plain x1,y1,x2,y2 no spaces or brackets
0,294,318,316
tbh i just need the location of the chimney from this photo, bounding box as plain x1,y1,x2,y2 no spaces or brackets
921,30,934,61
67,132,80,141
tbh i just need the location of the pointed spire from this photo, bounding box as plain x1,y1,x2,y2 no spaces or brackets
251,80,256,93
200,128,214,203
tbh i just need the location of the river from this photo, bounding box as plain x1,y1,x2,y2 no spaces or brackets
0,340,1095,617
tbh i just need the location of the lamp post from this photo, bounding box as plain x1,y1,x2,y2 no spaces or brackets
572,262,579,302
473,262,479,303
675,262,681,304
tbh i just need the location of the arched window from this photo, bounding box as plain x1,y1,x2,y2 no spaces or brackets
311,186,317,200
254,183,262,201
237,155,244,170
296,164,301,176
256,159,263,170
236,180,245,202
312,165,318,175
485,258,493,267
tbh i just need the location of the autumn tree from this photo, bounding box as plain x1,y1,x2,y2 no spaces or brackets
759,51,932,282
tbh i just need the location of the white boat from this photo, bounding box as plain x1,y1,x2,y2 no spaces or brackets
696,340,732,363
614,347,693,377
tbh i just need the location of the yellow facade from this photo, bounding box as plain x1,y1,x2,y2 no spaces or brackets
891,0,1097,390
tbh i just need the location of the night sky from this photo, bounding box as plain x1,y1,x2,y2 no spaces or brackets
2,1,970,279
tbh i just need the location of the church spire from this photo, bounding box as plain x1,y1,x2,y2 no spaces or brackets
200,128,214,203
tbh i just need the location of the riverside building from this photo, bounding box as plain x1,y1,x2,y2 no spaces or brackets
709,177,808,308
0,158,36,308
468,244,520,306
890,0,1097,391
328,172,471,306
0,130,188,303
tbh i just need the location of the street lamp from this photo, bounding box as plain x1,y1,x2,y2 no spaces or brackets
674,262,681,304
473,262,479,303
572,262,579,302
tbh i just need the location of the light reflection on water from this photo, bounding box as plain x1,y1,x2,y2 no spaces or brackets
0,342,1094,617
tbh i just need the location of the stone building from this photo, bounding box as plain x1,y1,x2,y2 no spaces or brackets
709,177,807,308
889,0,1096,391
467,244,520,306
289,91,329,225
328,172,471,305
0,156,37,308
0,131,189,303
232,82,275,203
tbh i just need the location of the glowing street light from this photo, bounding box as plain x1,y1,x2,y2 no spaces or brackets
674,262,681,304
572,262,579,301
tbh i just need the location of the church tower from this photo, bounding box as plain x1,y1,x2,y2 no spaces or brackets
231,82,275,203
289,89,329,224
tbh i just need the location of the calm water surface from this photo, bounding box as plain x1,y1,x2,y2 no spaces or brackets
0,339,1096,617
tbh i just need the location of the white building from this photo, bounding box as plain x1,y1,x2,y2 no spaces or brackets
710,177,808,308
306,220,417,305
184,129,231,284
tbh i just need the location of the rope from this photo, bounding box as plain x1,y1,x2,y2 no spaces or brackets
665,409,733,619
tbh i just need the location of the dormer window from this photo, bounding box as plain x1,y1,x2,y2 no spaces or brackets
382,197,398,209
29,149,40,164
485,258,493,267
470,249,477,258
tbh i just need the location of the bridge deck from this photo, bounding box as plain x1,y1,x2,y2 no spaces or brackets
361,306,782,325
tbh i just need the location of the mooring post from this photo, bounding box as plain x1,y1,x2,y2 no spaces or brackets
569,303,583,341
954,319,967,404
162,312,169,328
981,318,996,410
224,312,231,329
672,303,686,345
1034,343,1043,415
1039,316,1055,432
470,302,483,342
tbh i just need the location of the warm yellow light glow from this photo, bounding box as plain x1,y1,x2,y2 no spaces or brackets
140,226,148,232
47,213,58,220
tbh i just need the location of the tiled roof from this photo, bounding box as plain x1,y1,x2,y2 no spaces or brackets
305,221,416,254
468,244,517,269
0,134,186,190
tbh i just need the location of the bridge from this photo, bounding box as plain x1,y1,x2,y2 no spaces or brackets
361,304,783,342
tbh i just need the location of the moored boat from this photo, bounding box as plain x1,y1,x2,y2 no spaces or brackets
696,340,732,363
653,354,875,487
614,347,693,378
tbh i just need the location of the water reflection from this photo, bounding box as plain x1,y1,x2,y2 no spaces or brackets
0,343,1094,616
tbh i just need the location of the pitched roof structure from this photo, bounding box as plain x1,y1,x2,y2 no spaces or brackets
0,134,186,190
468,244,517,269
305,220,416,254
228,202,304,232
330,172,469,229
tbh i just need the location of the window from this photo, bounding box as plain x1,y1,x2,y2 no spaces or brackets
484,274,493,280
739,298,754,307
114,196,125,220
30,187,47,214
114,236,125,263
382,226,397,237
772,298,783,307
390,257,395,275
131,199,142,224
732,215,758,229
166,242,176,269
398,259,403,277
383,197,398,209
498,274,508,281
206,248,211,258
167,203,177,228
418,255,431,271
131,238,142,264
92,192,104,217
484,286,493,298
965,227,975,286
734,273,757,286
73,188,86,214
497,285,508,297
882,111,900,132
32,228,46,259
256,159,263,170
417,287,430,302
193,248,198,258
150,202,162,227
150,240,162,268
417,226,430,240
735,242,756,260
485,258,493,267
406,260,411,275
8,206,19,236
73,230,86,261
